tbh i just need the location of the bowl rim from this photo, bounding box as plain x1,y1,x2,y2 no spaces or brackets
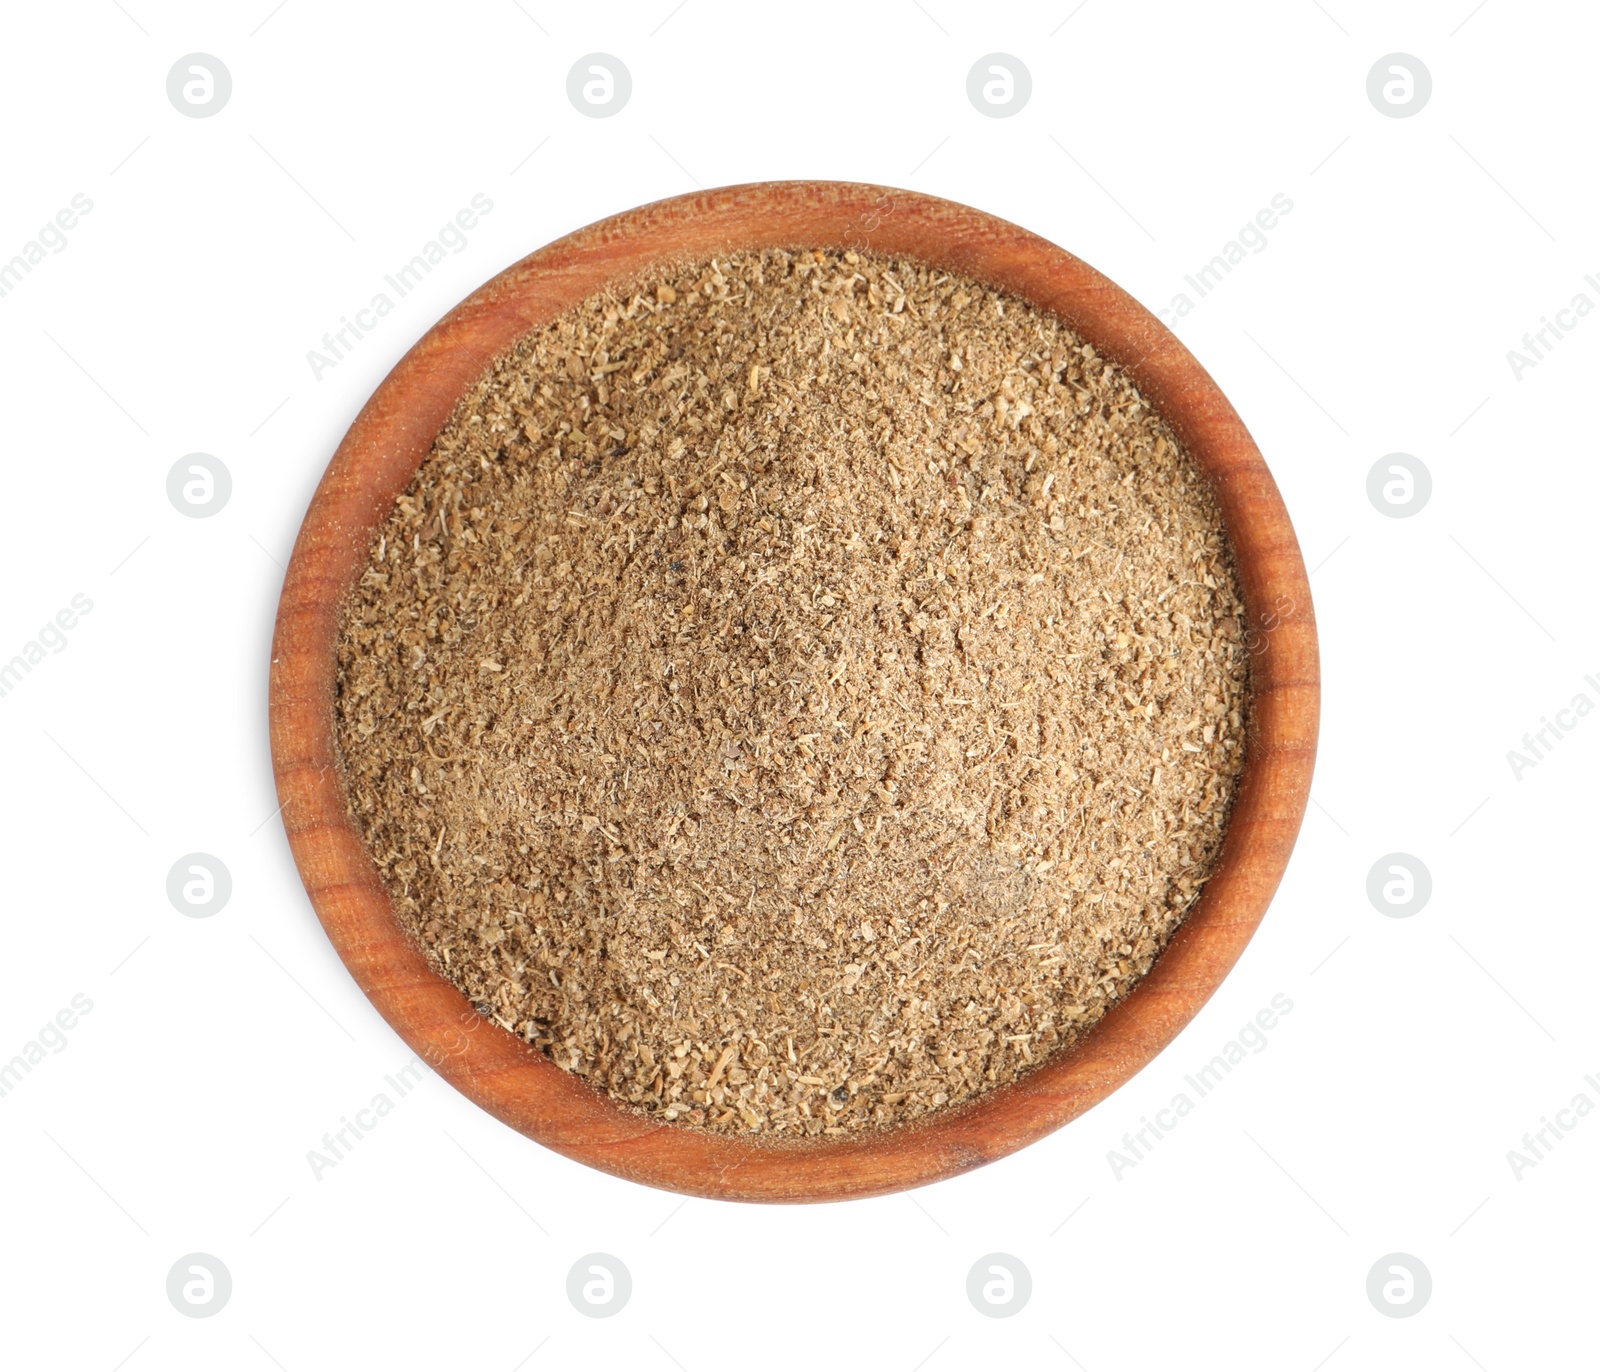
269,180,1319,1202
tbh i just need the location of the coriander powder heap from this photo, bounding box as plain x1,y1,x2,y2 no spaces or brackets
335,248,1250,1137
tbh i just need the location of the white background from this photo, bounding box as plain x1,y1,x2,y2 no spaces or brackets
1,1,1594,1367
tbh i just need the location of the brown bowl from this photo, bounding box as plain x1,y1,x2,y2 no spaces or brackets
269,181,1318,1202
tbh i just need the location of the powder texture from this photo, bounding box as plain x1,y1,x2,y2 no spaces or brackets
335,249,1249,1136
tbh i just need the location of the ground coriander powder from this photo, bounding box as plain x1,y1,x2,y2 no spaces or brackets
334,247,1250,1137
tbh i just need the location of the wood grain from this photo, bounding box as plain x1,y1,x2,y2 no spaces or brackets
268,182,1319,1202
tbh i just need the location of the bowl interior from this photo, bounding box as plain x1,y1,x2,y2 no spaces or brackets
269,181,1318,1202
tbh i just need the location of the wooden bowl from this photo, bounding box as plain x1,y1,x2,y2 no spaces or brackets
269,182,1318,1202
